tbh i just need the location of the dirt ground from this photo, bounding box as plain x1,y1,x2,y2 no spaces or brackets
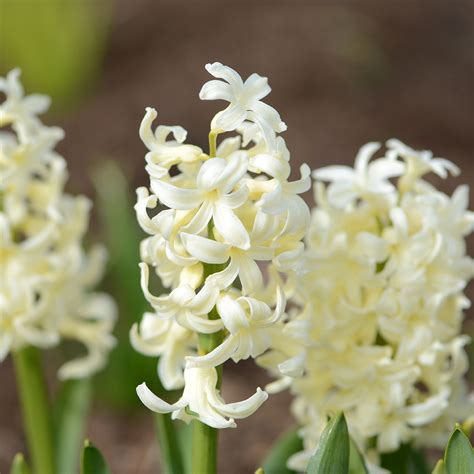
1,0,473,472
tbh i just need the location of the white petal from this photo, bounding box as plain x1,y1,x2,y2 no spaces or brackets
199,80,233,101
285,164,312,194
244,73,271,101
236,255,263,294
251,101,286,133
220,185,249,209
354,141,380,174
217,295,249,333
185,336,239,368
213,203,250,249
190,283,220,314
204,62,243,90
181,199,213,235
213,104,247,132
139,107,158,150
139,263,163,306
206,259,240,289
180,233,230,264
151,179,204,210
134,187,158,234
136,383,180,413
313,165,356,183
208,386,268,419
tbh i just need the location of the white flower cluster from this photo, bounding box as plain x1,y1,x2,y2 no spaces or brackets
285,140,474,472
0,70,117,379
132,62,311,428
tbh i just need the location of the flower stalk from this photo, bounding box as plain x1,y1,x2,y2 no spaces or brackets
208,130,218,158
13,346,55,474
191,261,224,473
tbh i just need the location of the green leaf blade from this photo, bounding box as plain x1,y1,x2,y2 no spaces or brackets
81,440,110,474
444,427,474,474
54,378,92,474
307,413,350,474
262,429,302,474
432,459,446,474
10,453,31,474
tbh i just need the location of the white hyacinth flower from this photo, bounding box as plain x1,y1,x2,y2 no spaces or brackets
279,140,473,472
137,367,268,428
132,62,310,428
0,70,116,379
200,62,286,143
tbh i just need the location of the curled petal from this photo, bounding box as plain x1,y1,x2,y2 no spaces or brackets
217,295,249,333
203,62,244,90
207,385,268,419
180,233,230,264
137,382,182,413
213,203,250,250
139,107,158,150
212,104,247,132
151,179,204,210
199,79,233,101
186,335,240,368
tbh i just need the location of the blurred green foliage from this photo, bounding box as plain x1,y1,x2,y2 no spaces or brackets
54,379,92,474
92,161,166,408
0,0,111,112
262,429,302,474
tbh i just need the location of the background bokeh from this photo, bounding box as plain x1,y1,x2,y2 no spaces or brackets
1,0,473,472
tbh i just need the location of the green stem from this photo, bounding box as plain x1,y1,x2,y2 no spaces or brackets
192,418,218,474
154,413,184,474
191,260,224,474
13,346,55,474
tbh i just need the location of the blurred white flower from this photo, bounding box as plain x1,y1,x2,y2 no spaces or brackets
0,68,50,131
386,138,460,185
313,142,405,208
282,140,473,472
0,70,116,379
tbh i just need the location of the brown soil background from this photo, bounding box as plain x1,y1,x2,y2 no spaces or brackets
1,0,473,473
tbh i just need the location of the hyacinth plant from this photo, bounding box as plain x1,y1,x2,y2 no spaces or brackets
0,70,116,474
131,62,311,472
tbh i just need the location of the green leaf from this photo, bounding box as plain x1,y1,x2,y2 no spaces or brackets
349,438,368,474
262,429,303,474
432,460,446,474
444,427,474,474
81,440,110,474
307,413,350,474
10,453,31,474
54,379,92,474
